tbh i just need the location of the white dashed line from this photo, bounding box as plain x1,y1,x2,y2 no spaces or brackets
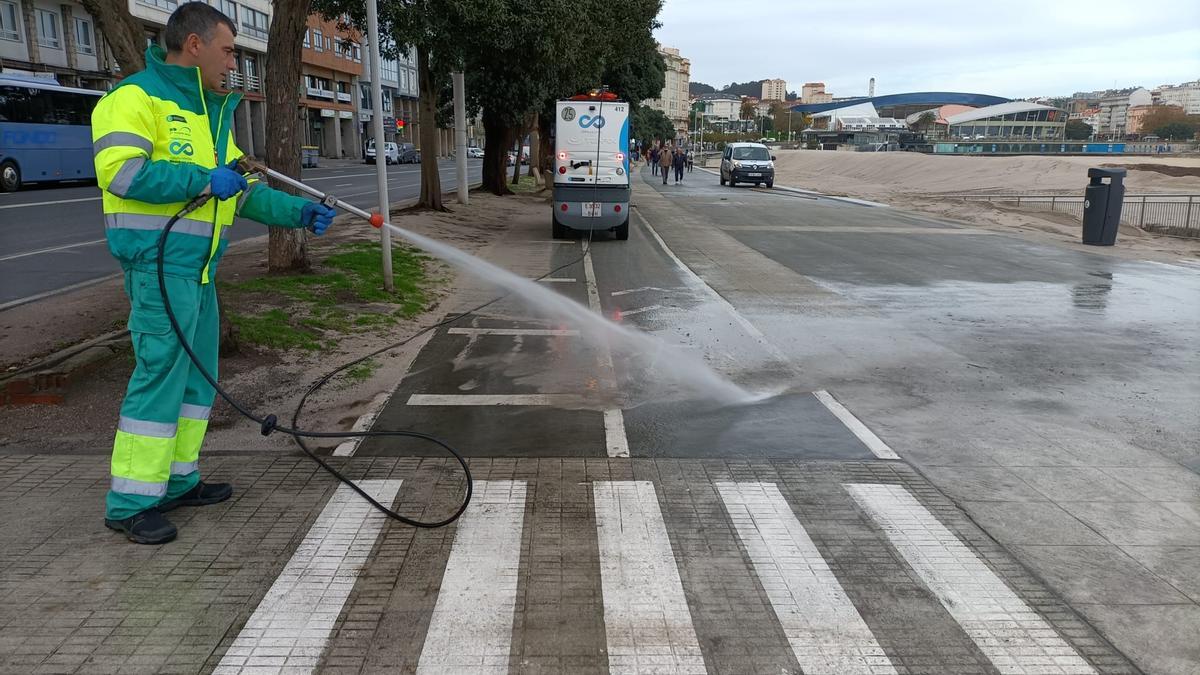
417,481,526,674
582,243,630,458
594,481,705,674
846,483,1097,675
447,328,580,337
718,482,896,674
407,393,582,406
213,480,403,674
813,390,900,460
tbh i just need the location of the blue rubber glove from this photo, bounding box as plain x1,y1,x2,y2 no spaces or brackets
301,202,336,235
208,165,248,199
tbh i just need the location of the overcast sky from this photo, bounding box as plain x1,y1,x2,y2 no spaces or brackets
654,0,1200,99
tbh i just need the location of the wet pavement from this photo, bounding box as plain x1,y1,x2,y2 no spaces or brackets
2,164,1197,673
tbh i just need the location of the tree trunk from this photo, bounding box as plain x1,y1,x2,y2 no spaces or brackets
264,0,310,272
77,0,144,74
416,44,445,211
481,109,512,196
526,112,540,181
510,122,524,185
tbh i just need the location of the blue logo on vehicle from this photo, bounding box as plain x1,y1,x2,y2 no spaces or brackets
578,115,605,129
168,141,194,156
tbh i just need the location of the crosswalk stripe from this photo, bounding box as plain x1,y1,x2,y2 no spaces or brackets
845,484,1096,675
717,482,897,674
417,480,527,673
594,481,706,674
213,480,403,674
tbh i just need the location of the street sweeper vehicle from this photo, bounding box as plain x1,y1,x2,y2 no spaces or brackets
552,90,631,240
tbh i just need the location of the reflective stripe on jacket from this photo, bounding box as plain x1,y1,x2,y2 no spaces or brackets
93,45,308,283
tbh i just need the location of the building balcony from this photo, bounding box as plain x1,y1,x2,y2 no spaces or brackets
223,71,262,93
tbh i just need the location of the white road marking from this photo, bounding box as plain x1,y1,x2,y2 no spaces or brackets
610,285,679,296
812,390,900,460
728,225,994,235
0,196,101,209
845,484,1097,675
537,277,576,282
335,182,355,187
213,480,403,674
717,482,896,674
582,244,630,458
447,327,580,337
417,481,526,674
0,238,107,262
0,272,121,313
634,209,791,364
603,409,629,458
593,481,705,674
618,304,662,317
407,393,582,406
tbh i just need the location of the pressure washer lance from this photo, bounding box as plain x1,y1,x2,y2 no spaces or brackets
160,158,473,529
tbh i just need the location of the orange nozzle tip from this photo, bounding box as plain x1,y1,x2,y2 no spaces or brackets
369,213,383,228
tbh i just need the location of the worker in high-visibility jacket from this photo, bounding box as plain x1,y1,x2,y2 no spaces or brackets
92,3,336,544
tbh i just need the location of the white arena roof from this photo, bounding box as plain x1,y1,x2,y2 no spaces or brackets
944,101,1061,125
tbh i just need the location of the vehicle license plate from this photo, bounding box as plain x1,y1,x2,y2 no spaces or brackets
582,202,601,217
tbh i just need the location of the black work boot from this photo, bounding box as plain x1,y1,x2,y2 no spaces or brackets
157,481,233,513
105,510,177,545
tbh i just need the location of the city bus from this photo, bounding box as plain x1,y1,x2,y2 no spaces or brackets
0,76,103,191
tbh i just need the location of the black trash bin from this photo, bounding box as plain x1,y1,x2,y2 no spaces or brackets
1082,167,1126,246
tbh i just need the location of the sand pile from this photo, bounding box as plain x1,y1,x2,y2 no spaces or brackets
771,150,1200,198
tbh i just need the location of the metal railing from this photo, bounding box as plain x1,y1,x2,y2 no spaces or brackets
934,193,1200,238
223,71,262,92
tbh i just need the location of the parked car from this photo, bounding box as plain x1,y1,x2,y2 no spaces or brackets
467,146,484,159
719,142,775,188
394,142,418,163
364,139,400,165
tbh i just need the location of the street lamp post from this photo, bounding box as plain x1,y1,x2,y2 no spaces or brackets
365,0,392,291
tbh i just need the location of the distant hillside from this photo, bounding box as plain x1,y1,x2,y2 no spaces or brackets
691,79,799,100
720,80,765,98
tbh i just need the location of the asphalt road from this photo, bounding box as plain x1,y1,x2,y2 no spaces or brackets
3,162,1197,672
333,165,1196,671
0,158,482,309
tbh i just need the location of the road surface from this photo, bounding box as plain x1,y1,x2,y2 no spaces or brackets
0,158,482,309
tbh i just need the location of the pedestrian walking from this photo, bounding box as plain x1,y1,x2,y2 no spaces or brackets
686,149,694,173
650,145,659,176
91,3,337,545
659,144,672,184
672,147,686,183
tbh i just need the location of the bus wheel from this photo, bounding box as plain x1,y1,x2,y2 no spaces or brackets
0,161,19,192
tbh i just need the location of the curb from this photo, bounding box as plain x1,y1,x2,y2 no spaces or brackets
1,329,130,405
1,182,482,407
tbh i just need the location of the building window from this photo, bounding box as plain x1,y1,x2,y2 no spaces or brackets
324,36,331,51
353,45,361,62
0,1,21,42
136,0,177,10
381,58,397,82
218,0,237,24
312,29,322,51
36,9,60,49
73,17,93,54
241,8,267,40
302,29,309,47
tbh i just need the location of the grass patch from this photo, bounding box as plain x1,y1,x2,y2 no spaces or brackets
228,309,322,351
343,358,380,383
507,176,546,195
220,241,436,352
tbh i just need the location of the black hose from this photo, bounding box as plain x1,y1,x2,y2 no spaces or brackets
155,201,592,528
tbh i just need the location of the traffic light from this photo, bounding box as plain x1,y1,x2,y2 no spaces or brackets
395,118,406,131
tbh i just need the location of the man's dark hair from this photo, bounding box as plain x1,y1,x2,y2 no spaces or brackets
164,2,237,52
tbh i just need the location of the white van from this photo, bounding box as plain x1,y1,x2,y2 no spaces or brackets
364,139,400,165
552,93,631,240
